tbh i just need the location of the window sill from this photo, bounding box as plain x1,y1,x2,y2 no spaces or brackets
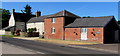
52,33,55,34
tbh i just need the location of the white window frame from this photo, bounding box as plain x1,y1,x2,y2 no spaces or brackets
52,18,56,23
81,28,87,33
52,27,55,34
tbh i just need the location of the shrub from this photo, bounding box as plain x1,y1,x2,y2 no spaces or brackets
27,28,39,37
27,28,37,33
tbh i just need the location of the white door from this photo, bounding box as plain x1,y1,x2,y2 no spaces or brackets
81,28,87,40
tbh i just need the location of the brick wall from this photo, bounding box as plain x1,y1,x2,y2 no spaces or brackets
65,27,104,43
65,28,81,41
44,17,64,40
44,16,104,43
87,28,104,43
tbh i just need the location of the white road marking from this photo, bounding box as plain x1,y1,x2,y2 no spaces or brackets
36,52,45,54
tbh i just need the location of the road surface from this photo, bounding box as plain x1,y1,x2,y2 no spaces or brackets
2,42,37,54
1,37,118,54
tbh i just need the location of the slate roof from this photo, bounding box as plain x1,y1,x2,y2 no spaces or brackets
13,12,35,22
2,26,14,30
27,10,80,23
47,10,80,18
65,16,114,28
27,15,51,23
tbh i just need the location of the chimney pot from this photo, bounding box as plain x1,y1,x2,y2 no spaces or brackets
36,11,41,17
12,9,15,13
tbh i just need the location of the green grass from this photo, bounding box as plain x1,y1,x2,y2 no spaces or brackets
0,35,19,37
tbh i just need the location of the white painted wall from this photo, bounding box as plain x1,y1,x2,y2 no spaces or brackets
0,30,5,35
9,13,15,26
27,22,44,35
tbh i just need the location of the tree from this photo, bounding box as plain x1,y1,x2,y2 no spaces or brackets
0,8,2,14
21,4,32,15
83,16,91,18
118,20,120,24
0,8,2,29
2,9,10,21
0,8,10,28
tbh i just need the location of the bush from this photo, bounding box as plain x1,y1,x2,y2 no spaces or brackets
27,28,37,32
27,28,39,37
15,30,21,36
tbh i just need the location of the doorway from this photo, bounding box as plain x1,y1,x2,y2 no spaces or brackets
81,28,87,40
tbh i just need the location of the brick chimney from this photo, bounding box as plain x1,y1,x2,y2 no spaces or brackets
36,11,41,17
12,9,15,13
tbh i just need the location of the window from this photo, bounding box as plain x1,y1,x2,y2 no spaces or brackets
81,28,87,33
52,27,55,34
52,18,56,23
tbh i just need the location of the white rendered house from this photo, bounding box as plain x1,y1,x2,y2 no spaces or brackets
3,9,35,32
27,11,46,36
27,22,44,36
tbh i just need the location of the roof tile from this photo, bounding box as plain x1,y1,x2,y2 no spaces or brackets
27,10,80,23
65,16,114,28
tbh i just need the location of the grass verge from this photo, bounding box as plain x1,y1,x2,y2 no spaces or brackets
35,38,100,45
0,35,19,37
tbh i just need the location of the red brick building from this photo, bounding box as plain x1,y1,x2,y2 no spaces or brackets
65,16,119,43
44,10,79,40
43,10,119,44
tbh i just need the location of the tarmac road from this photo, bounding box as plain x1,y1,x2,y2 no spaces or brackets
1,37,118,54
2,42,37,54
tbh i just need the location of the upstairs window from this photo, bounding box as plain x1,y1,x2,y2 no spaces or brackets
52,27,55,34
52,18,56,23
